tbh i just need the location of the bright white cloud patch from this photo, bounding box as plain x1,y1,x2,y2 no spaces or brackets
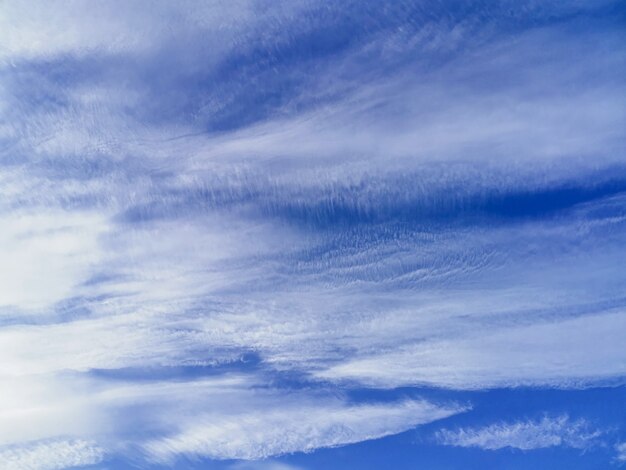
0,211,107,312
436,415,602,451
0,439,104,470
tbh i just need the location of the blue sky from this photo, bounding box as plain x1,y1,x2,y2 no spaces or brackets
0,1,625,469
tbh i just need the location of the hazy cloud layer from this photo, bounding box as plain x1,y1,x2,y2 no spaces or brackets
1,0,625,467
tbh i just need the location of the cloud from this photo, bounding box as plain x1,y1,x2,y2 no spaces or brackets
616,442,626,462
144,397,464,462
0,439,104,470
316,310,626,389
0,0,624,467
0,374,114,446
229,462,305,470
1,371,465,463
0,210,108,313
435,415,602,451
0,0,309,62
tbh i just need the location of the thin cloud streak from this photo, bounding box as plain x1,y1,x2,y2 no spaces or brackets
435,415,602,451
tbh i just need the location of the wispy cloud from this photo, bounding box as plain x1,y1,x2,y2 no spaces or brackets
435,415,602,451
228,462,305,470
0,371,464,463
144,397,464,462
0,439,104,470
316,310,626,389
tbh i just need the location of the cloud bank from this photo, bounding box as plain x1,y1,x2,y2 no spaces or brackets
1,0,625,467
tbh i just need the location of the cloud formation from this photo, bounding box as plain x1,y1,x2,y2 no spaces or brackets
1,0,625,467
145,397,464,462
0,440,104,470
436,415,602,451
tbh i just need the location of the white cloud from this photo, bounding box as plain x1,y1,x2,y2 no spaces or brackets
0,374,112,446
0,439,104,470
1,208,624,389
616,442,626,462
229,462,305,470
316,310,626,389
0,0,308,62
0,311,243,375
436,415,601,451
0,1,624,466
196,23,625,175
1,371,465,462
0,210,108,312
144,397,464,462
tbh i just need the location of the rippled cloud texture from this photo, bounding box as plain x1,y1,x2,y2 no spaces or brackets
1,1,625,468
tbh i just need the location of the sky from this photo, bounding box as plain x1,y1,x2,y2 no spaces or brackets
0,1,625,469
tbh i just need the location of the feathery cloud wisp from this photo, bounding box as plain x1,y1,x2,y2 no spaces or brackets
435,415,602,451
